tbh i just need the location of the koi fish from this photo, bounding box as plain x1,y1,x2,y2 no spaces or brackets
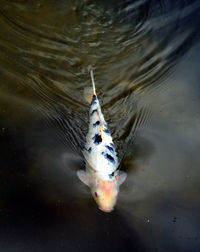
77,70,126,212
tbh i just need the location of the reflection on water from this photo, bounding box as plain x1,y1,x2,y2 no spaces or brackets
0,0,200,251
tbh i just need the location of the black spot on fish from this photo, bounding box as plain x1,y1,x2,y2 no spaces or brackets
104,153,115,164
93,121,100,128
103,128,110,135
88,147,92,153
109,172,115,179
106,145,114,152
91,95,97,106
91,109,97,116
110,143,114,148
92,134,102,145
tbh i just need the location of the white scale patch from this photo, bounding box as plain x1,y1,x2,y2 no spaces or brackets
83,94,119,181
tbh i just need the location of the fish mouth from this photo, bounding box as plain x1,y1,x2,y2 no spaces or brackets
99,207,114,213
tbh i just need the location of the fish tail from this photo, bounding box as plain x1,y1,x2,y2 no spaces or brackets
90,70,96,95
83,70,97,104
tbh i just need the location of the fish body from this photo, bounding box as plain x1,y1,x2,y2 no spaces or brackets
77,70,126,212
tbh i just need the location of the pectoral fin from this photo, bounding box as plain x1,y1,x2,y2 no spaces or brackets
118,171,127,186
77,170,89,186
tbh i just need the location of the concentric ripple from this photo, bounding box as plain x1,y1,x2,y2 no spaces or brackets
0,0,199,161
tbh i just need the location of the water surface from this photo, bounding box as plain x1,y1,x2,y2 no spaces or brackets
0,0,200,251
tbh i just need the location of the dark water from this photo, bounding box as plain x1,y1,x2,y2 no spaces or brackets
0,0,200,251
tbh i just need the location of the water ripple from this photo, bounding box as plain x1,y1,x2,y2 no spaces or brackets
0,0,199,159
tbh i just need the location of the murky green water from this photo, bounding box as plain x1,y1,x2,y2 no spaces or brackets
0,0,200,251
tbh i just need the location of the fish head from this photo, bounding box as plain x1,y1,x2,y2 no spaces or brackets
77,170,127,212
91,178,118,212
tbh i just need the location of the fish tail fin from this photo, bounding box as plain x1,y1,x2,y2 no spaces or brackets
83,70,96,103
90,69,96,95
83,87,93,103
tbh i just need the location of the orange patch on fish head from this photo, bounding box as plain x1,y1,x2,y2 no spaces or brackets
92,179,118,213
101,181,113,195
